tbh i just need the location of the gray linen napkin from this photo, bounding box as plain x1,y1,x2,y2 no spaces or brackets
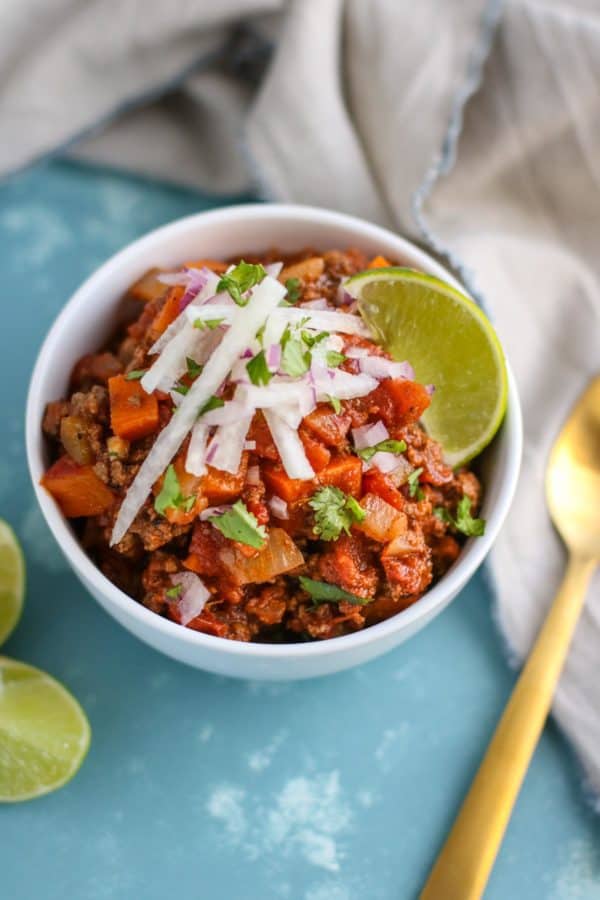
3,0,599,802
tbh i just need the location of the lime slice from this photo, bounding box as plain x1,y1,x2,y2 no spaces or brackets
0,521,25,647
346,267,508,466
0,658,91,802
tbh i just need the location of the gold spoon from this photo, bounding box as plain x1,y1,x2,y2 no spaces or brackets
421,376,600,900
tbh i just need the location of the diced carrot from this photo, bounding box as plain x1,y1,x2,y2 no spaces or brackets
374,378,431,428
317,456,362,496
279,257,325,283
108,374,159,442
150,287,184,339
184,259,228,274
299,427,331,472
262,463,315,503
367,255,391,269
201,457,248,504
362,468,405,511
41,456,115,517
302,405,351,447
129,268,169,302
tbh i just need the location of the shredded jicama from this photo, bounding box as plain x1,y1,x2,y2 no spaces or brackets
263,410,315,480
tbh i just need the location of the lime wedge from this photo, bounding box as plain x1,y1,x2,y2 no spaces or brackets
346,267,508,466
0,658,91,802
0,521,25,647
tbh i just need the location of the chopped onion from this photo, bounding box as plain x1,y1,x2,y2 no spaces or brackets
268,496,289,520
199,505,228,521
206,415,252,474
356,494,406,543
230,528,304,584
371,451,403,474
263,410,315,480
352,421,389,450
359,357,414,381
171,572,210,626
246,465,260,485
344,345,369,359
301,298,329,310
111,276,286,546
185,423,210,476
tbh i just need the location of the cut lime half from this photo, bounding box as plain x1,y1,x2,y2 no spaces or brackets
0,658,91,802
346,267,508,467
0,521,25,647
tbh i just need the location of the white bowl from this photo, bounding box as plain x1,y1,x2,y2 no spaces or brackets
26,204,522,680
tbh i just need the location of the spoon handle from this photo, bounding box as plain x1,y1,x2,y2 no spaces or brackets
420,553,596,900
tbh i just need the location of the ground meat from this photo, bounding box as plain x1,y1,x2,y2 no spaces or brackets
142,551,181,614
42,400,69,439
246,585,287,626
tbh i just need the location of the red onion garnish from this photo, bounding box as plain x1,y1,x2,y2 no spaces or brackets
268,495,289,520
199,505,229,521
266,343,282,371
425,384,435,396
359,357,415,381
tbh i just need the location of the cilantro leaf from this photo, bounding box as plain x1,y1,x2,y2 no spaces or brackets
301,330,328,349
209,500,267,549
199,395,225,416
281,334,311,377
193,317,225,330
125,369,147,381
246,349,273,386
356,439,407,463
173,383,190,396
298,576,371,606
407,466,424,500
186,357,203,378
166,584,183,599
308,486,366,541
434,495,485,537
325,350,346,368
217,261,267,306
154,464,196,517
285,277,301,302
328,395,342,414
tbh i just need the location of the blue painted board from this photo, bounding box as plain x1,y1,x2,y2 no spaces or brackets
1,161,599,900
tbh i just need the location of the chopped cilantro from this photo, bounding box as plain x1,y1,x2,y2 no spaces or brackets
298,576,371,606
285,277,302,302
325,350,346,368
173,383,190,396
217,261,267,306
193,317,225,330
301,330,328,348
186,357,203,378
125,369,146,381
166,584,183,599
199,395,225,416
434,495,485,537
356,439,407,463
154,465,196,517
308,486,366,541
328,395,342,415
246,349,273,386
407,467,424,500
281,333,311,377
209,500,267,549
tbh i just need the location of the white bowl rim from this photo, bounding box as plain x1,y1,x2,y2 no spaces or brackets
26,202,522,660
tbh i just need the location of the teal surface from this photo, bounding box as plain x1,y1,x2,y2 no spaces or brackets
1,161,599,900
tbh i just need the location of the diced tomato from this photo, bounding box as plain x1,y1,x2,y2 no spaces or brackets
317,456,362,496
41,456,115,517
247,413,279,460
108,374,160,442
302,405,351,447
373,379,431,429
362,468,405,511
184,522,224,577
201,456,248,504
150,286,184,339
262,463,315,503
299,427,331,472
